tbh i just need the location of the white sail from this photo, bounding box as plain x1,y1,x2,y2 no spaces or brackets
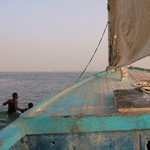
108,0,150,69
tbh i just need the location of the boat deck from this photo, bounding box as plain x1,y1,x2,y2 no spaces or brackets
1,67,150,150
25,67,150,118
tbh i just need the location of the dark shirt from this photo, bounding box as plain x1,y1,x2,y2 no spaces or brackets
7,100,16,114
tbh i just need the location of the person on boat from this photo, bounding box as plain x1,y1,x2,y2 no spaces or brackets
2,93,25,114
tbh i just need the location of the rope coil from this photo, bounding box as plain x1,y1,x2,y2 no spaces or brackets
133,80,150,94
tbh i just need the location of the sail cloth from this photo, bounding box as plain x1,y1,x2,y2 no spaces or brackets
108,0,150,70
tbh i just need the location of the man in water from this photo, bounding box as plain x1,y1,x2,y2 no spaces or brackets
21,102,33,113
28,103,33,109
3,93,25,114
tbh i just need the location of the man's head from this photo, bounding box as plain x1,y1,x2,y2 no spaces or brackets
28,103,33,109
12,93,18,99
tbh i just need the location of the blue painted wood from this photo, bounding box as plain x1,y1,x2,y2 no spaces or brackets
0,121,25,150
10,131,140,150
21,114,150,134
2,114,150,149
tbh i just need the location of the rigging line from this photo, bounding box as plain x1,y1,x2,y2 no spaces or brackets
75,22,108,83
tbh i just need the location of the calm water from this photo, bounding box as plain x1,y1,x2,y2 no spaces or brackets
0,72,95,129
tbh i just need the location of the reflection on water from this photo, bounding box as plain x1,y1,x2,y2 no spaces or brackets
0,111,20,130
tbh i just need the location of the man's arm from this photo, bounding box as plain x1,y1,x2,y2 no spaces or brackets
14,100,24,112
3,100,9,105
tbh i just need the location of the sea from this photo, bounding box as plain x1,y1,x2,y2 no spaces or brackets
0,72,96,130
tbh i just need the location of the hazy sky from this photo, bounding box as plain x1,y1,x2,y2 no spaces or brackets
0,0,149,72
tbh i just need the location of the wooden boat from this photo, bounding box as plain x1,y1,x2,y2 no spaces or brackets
0,0,150,150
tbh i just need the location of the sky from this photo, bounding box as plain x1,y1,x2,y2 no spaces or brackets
0,0,149,72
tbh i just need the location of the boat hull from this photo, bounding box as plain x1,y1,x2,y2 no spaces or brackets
10,130,150,150
0,67,150,150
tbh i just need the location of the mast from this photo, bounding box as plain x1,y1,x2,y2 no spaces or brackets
107,0,128,80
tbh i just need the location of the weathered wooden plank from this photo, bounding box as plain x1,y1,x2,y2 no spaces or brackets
114,88,150,113
22,68,150,118
0,121,26,150
11,131,140,150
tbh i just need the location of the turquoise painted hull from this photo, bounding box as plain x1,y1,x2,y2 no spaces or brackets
10,131,148,150
0,67,150,150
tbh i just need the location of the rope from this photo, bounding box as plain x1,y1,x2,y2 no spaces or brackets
133,80,150,94
75,22,108,83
